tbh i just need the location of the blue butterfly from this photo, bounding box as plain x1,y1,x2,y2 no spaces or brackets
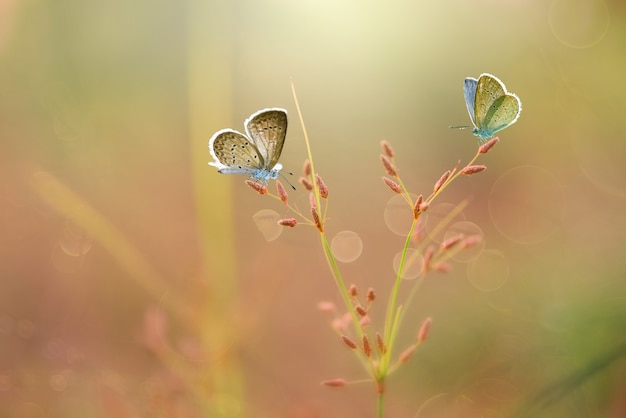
209,108,288,183
463,73,521,142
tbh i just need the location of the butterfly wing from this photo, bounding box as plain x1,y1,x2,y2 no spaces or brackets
244,108,288,171
209,129,265,175
473,74,506,130
483,93,521,135
472,73,522,140
463,77,478,127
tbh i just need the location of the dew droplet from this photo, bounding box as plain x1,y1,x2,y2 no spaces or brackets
392,248,422,280
384,193,418,236
330,231,363,263
51,244,83,274
252,209,282,242
549,0,609,49
59,219,92,256
49,372,69,392
443,221,485,263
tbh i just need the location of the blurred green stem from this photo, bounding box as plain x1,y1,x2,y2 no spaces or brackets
189,0,244,416
381,215,417,373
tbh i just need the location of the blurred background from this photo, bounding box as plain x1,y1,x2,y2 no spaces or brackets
1,0,626,416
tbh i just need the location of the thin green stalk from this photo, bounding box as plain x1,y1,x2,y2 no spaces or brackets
377,390,384,418
427,150,481,202
320,234,360,330
384,305,404,374
381,150,478,375
320,233,371,369
381,216,418,371
392,197,470,346
291,80,321,211
291,80,366,351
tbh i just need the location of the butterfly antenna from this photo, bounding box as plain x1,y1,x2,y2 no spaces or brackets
280,171,296,190
449,125,471,130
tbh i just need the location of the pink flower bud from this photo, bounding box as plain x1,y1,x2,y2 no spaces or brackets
245,180,268,194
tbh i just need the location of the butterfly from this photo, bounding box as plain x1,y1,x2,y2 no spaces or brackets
462,73,521,142
209,108,288,183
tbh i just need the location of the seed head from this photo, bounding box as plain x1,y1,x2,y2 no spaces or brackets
479,137,499,154
460,165,487,175
317,301,337,313
311,206,323,232
441,234,464,250
433,170,451,193
331,319,344,332
380,154,398,177
382,177,402,194
413,194,423,220
316,174,329,199
275,180,289,204
366,288,376,302
321,378,347,388
348,284,358,297
362,335,373,358
245,180,268,194
376,332,386,354
422,245,435,274
399,344,417,364
341,335,358,350
302,159,312,176
434,262,453,273
460,234,483,248
331,314,351,333
355,305,368,317
277,218,297,228
418,317,432,344
380,140,395,158
299,177,314,191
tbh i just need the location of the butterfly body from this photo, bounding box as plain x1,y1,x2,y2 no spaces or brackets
463,73,521,142
209,108,288,183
